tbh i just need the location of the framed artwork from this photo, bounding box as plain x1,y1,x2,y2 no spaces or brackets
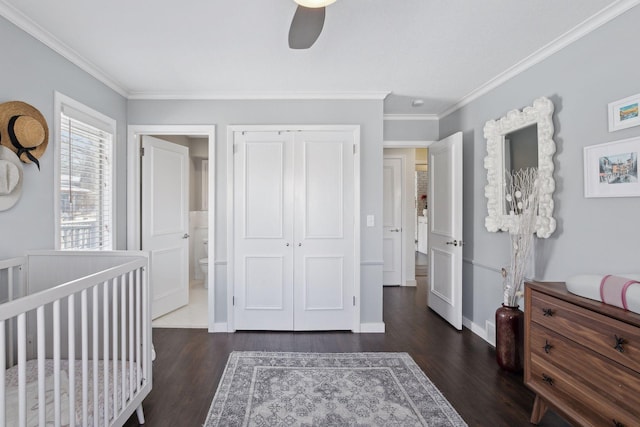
584,136,640,198
608,93,640,131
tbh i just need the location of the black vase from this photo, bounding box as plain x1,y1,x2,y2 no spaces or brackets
495,304,524,372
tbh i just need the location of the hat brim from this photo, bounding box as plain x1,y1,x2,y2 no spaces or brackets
0,101,49,164
0,145,23,210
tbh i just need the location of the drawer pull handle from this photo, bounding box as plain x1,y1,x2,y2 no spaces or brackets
613,420,624,427
542,308,553,317
543,340,553,354
614,335,625,353
542,374,553,386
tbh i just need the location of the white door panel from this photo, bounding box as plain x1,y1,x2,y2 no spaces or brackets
141,135,190,319
383,157,402,285
293,132,354,331
234,132,294,330
428,132,463,330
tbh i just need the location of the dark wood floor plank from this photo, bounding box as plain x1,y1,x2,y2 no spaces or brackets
125,283,570,427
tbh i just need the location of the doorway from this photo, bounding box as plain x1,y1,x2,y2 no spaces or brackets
126,125,217,331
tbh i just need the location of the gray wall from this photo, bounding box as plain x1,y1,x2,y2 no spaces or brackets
128,99,385,325
439,6,640,335
0,16,128,258
384,118,438,141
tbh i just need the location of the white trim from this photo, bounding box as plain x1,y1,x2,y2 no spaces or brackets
383,114,438,121
126,124,216,331
209,322,228,333
0,1,128,97
226,125,361,333
360,260,384,266
214,259,227,266
439,0,640,118
53,91,117,250
360,322,386,333
383,140,435,148
462,316,494,346
405,279,417,287
462,257,502,274
128,91,390,101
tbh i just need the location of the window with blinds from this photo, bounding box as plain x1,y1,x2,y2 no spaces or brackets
58,102,114,250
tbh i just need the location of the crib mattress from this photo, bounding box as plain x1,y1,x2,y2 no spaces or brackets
4,359,139,427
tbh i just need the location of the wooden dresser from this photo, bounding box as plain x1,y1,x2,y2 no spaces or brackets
524,281,640,426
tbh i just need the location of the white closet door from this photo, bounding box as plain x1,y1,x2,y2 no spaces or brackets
293,131,355,330
233,131,295,330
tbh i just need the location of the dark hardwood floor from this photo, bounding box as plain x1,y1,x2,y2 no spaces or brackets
125,277,570,427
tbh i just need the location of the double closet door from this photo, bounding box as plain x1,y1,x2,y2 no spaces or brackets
232,129,358,331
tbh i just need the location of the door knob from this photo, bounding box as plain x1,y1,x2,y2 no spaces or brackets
446,240,458,246
182,233,190,239
390,228,400,232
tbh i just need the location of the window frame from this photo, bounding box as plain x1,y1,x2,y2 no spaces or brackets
54,92,117,250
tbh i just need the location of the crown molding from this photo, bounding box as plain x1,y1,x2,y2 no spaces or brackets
439,0,640,119
127,91,390,101
0,0,129,98
383,114,438,121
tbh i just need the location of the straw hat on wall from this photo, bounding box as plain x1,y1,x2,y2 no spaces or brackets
0,101,49,170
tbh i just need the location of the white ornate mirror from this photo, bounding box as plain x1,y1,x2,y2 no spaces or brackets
483,97,556,238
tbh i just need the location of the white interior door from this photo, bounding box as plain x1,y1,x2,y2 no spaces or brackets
293,131,355,330
383,157,402,285
141,135,190,319
233,131,295,330
428,132,463,330
232,129,357,331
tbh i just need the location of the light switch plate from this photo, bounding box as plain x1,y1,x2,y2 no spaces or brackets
366,215,374,227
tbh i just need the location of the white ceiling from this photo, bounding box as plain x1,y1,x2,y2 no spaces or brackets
1,0,634,115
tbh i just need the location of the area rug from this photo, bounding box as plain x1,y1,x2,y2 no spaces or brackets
204,351,467,426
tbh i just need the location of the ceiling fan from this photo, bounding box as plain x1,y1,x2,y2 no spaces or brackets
288,0,337,49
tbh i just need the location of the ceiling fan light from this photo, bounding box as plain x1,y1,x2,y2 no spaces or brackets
294,0,337,8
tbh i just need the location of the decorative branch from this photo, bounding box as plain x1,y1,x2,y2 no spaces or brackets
503,167,539,307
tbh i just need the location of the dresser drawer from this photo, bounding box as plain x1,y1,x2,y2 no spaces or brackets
531,291,640,372
528,355,639,427
528,323,640,415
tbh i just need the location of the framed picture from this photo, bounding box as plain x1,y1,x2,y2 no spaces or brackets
584,136,640,198
608,93,640,131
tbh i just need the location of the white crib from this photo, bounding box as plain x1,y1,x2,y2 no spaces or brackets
1,251,152,427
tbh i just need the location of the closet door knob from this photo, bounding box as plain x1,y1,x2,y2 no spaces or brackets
298,243,302,247
286,243,290,247
182,233,190,239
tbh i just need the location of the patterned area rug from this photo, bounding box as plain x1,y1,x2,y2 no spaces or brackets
204,351,467,426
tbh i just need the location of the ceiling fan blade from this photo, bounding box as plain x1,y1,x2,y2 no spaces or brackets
288,5,325,49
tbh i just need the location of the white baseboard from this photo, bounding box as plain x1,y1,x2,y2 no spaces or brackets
360,322,386,333
404,280,417,287
462,316,495,347
209,322,228,333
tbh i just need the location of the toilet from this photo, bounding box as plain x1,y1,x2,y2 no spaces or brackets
198,239,209,289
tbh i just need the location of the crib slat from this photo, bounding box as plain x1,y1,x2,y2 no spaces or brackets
37,306,46,427
112,277,119,419
8,267,14,368
142,266,149,383
54,300,61,427
121,275,126,411
81,289,89,427
135,268,141,389
0,320,5,426
93,285,100,426
17,313,26,427
68,294,76,427
103,279,110,425
129,270,135,399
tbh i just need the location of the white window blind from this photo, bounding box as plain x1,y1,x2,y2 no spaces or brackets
59,109,113,250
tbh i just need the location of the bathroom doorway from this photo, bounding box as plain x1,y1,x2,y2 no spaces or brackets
126,125,216,331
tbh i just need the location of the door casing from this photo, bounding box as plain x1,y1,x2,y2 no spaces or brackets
126,125,217,330
227,125,361,332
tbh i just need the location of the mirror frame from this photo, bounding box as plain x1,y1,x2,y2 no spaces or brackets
483,96,556,238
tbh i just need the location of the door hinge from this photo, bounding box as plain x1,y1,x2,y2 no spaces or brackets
353,296,356,306
233,144,238,154
232,296,235,306
140,146,145,156
353,145,357,154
